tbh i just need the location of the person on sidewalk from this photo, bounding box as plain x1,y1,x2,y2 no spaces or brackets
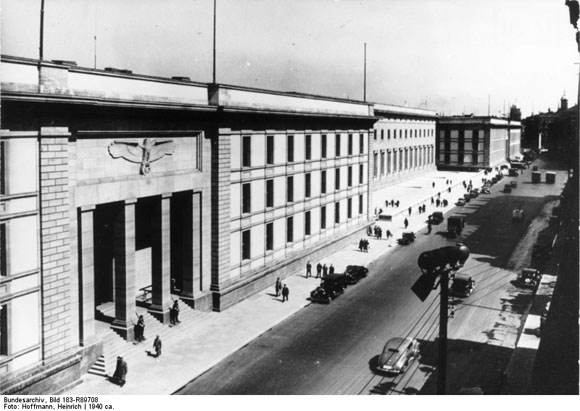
153,335,162,358
275,277,282,297
170,300,180,325
408,207,412,216
306,261,312,278
427,222,432,234
134,315,145,342
432,182,435,188
404,218,409,229
329,264,335,275
281,284,289,302
322,264,328,277
112,356,127,387
316,263,322,278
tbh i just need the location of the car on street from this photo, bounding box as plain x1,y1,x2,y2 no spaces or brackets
344,265,368,283
504,184,512,193
481,187,491,194
516,268,542,289
376,337,420,374
509,169,519,177
450,273,475,298
429,211,444,224
463,194,471,202
469,190,479,198
510,181,518,188
397,231,416,245
310,274,346,303
447,215,465,237
456,198,466,206
309,286,333,304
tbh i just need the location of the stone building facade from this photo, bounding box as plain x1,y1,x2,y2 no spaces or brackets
436,116,522,171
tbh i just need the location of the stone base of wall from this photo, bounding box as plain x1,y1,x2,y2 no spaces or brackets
212,223,371,312
1,353,82,395
436,164,492,172
181,292,213,312
77,339,104,375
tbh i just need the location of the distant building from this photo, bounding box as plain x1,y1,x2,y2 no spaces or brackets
436,116,522,170
522,97,570,151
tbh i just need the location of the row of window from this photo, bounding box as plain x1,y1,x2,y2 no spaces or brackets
372,145,434,177
241,133,366,168
374,128,434,141
241,165,365,213
241,195,364,260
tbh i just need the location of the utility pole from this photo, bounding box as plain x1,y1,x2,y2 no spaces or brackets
363,42,367,102
39,0,45,61
213,0,217,84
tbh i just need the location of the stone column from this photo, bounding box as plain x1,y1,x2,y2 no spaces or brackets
149,193,172,322
181,191,201,307
112,199,137,341
78,205,96,346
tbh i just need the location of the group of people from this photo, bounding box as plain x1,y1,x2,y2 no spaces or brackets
274,277,290,302
358,238,370,252
306,261,335,278
384,199,401,208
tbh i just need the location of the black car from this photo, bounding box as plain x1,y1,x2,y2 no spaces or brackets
310,275,345,303
429,211,444,224
397,231,416,245
344,265,369,283
450,273,475,298
310,286,332,304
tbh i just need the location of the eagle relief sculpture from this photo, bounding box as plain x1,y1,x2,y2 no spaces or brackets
108,138,176,175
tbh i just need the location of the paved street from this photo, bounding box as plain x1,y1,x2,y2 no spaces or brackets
177,161,568,395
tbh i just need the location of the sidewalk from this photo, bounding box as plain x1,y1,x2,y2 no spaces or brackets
65,169,486,395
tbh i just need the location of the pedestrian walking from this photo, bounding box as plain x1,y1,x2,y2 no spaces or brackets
153,335,162,358
396,200,400,207
386,229,392,240
431,197,434,205
323,264,328,277
408,207,412,216
275,277,282,297
432,182,435,188
329,264,335,275
390,200,394,207
281,284,289,302
111,356,128,387
316,263,322,278
404,218,409,229
427,222,432,234
436,199,440,207
306,261,312,278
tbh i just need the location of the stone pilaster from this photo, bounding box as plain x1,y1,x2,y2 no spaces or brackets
39,127,73,360
149,193,171,323
112,199,136,341
78,205,96,346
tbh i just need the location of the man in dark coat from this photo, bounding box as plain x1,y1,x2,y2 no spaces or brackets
322,264,328,277
316,263,322,278
404,218,409,229
275,277,282,297
306,261,312,278
281,284,289,302
153,335,162,358
112,356,127,387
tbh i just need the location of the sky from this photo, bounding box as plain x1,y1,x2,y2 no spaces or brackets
1,0,578,117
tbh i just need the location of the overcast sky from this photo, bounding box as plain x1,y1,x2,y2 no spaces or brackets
2,0,578,116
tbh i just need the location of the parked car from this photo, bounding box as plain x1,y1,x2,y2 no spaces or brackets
469,190,479,198
509,169,519,177
310,286,332,304
447,215,465,237
516,268,541,289
376,337,420,374
456,198,466,206
504,184,512,193
397,231,416,245
481,187,491,194
450,273,475,298
323,273,349,290
510,181,518,188
463,194,471,203
344,265,368,283
429,211,444,224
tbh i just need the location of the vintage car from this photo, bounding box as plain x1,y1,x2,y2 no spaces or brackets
450,273,475,298
309,286,333,304
456,198,466,206
344,265,369,283
504,184,512,193
516,268,542,289
310,275,346,303
463,193,471,203
469,190,479,198
509,168,519,177
323,273,349,290
397,231,416,245
481,187,491,194
376,337,420,374
429,211,444,224
510,181,518,188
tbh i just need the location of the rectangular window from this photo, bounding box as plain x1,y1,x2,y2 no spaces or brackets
242,230,251,260
305,211,311,236
266,135,274,165
348,166,353,187
381,129,384,140
335,168,340,190
348,134,353,155
321,206,327,229
287,176,294,203
321,134,327,158
359,194,363,214
266,179,274,208
347,198,352,219
359,133,364,154
405,130,408,138
287,217,294,243
388,130,391,139
373,130,377,140
394,129,397,139
335,134,341,157
380,151,385,175
305,135,312,160
0,224,6,277
287,135,294,162
321,170,327,194
242,183,251,213
266,223,274,251
373,152,378,177
305,173,311,198
334,202,340,224
242,136,251,167
359,164,364,184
